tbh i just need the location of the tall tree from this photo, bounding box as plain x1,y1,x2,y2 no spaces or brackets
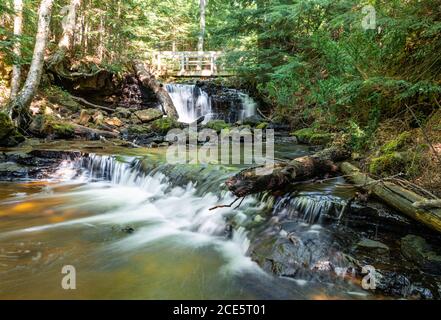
47,0,80,70
9,0,23,100
197,0,206,52
7,0,54,128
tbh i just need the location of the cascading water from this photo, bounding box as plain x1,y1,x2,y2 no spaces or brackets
165,84,212,123
238,92,257,120
165,83,258,123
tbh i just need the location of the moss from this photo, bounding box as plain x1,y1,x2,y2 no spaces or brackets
51,123,75,138
0,112,25,147
291,128,333,145
44,86,80,112
204,120,231,133
369,152,408,176
0,112,14,140
256,122,268,130
128,125,153,135
150,118,180,135
380,132,412,153
29,115,75,139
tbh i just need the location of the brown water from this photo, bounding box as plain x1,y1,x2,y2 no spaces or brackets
0,142,368,300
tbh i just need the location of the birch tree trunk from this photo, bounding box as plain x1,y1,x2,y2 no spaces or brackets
7,0,54,128
47,0,80,69
9,0,24,101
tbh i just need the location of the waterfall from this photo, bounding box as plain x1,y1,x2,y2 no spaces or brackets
238,92,257,120
273,193,347,224
165,84,212,123
46,154,259,271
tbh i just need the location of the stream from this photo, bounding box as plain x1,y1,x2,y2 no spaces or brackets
1,85,440,300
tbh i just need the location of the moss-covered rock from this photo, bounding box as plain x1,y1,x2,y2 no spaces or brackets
0,112,25,147
28,114,75,139
51,123,75,138
291,128,333,145
204,120,231,133
127,124,153,135
150,117,180,135
134,109,163,123
369,152,408,175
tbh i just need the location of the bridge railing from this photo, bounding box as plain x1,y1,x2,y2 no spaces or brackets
147,51,230,77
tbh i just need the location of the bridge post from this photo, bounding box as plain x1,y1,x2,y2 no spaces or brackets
180,52,185,74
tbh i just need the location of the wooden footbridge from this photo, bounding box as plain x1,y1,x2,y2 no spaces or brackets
147,51,233,77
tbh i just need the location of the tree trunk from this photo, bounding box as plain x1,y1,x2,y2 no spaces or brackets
226,146,350,197
9,0,23,102
198,0,206,52
132,60,178,120
47,0,80,70
7,0,54,129
340,162,441,233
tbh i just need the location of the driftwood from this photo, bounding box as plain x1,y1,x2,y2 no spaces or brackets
226,146,350,197
132,60,178,120
340,162,441,233
71,95,114,113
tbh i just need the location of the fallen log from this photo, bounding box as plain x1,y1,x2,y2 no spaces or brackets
340,162,441,233
413,200,441,210
132,60,178,120
226,146,350,197
71,123,119,140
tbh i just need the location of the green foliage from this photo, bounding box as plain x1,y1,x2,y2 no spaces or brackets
204,120,231,132
213,0,441,133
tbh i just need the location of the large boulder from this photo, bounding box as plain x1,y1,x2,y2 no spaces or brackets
0,112,25,147
135,109,163,123
29,115,75,139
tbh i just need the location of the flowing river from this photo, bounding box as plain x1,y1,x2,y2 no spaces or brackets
0,140,376,299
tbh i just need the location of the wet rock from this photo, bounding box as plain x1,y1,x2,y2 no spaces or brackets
122,226,135,234
0,149,82,180
356,238,390,253
134,109,163,123
401,235,441,275
0,162,33,180
374,270,436,299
